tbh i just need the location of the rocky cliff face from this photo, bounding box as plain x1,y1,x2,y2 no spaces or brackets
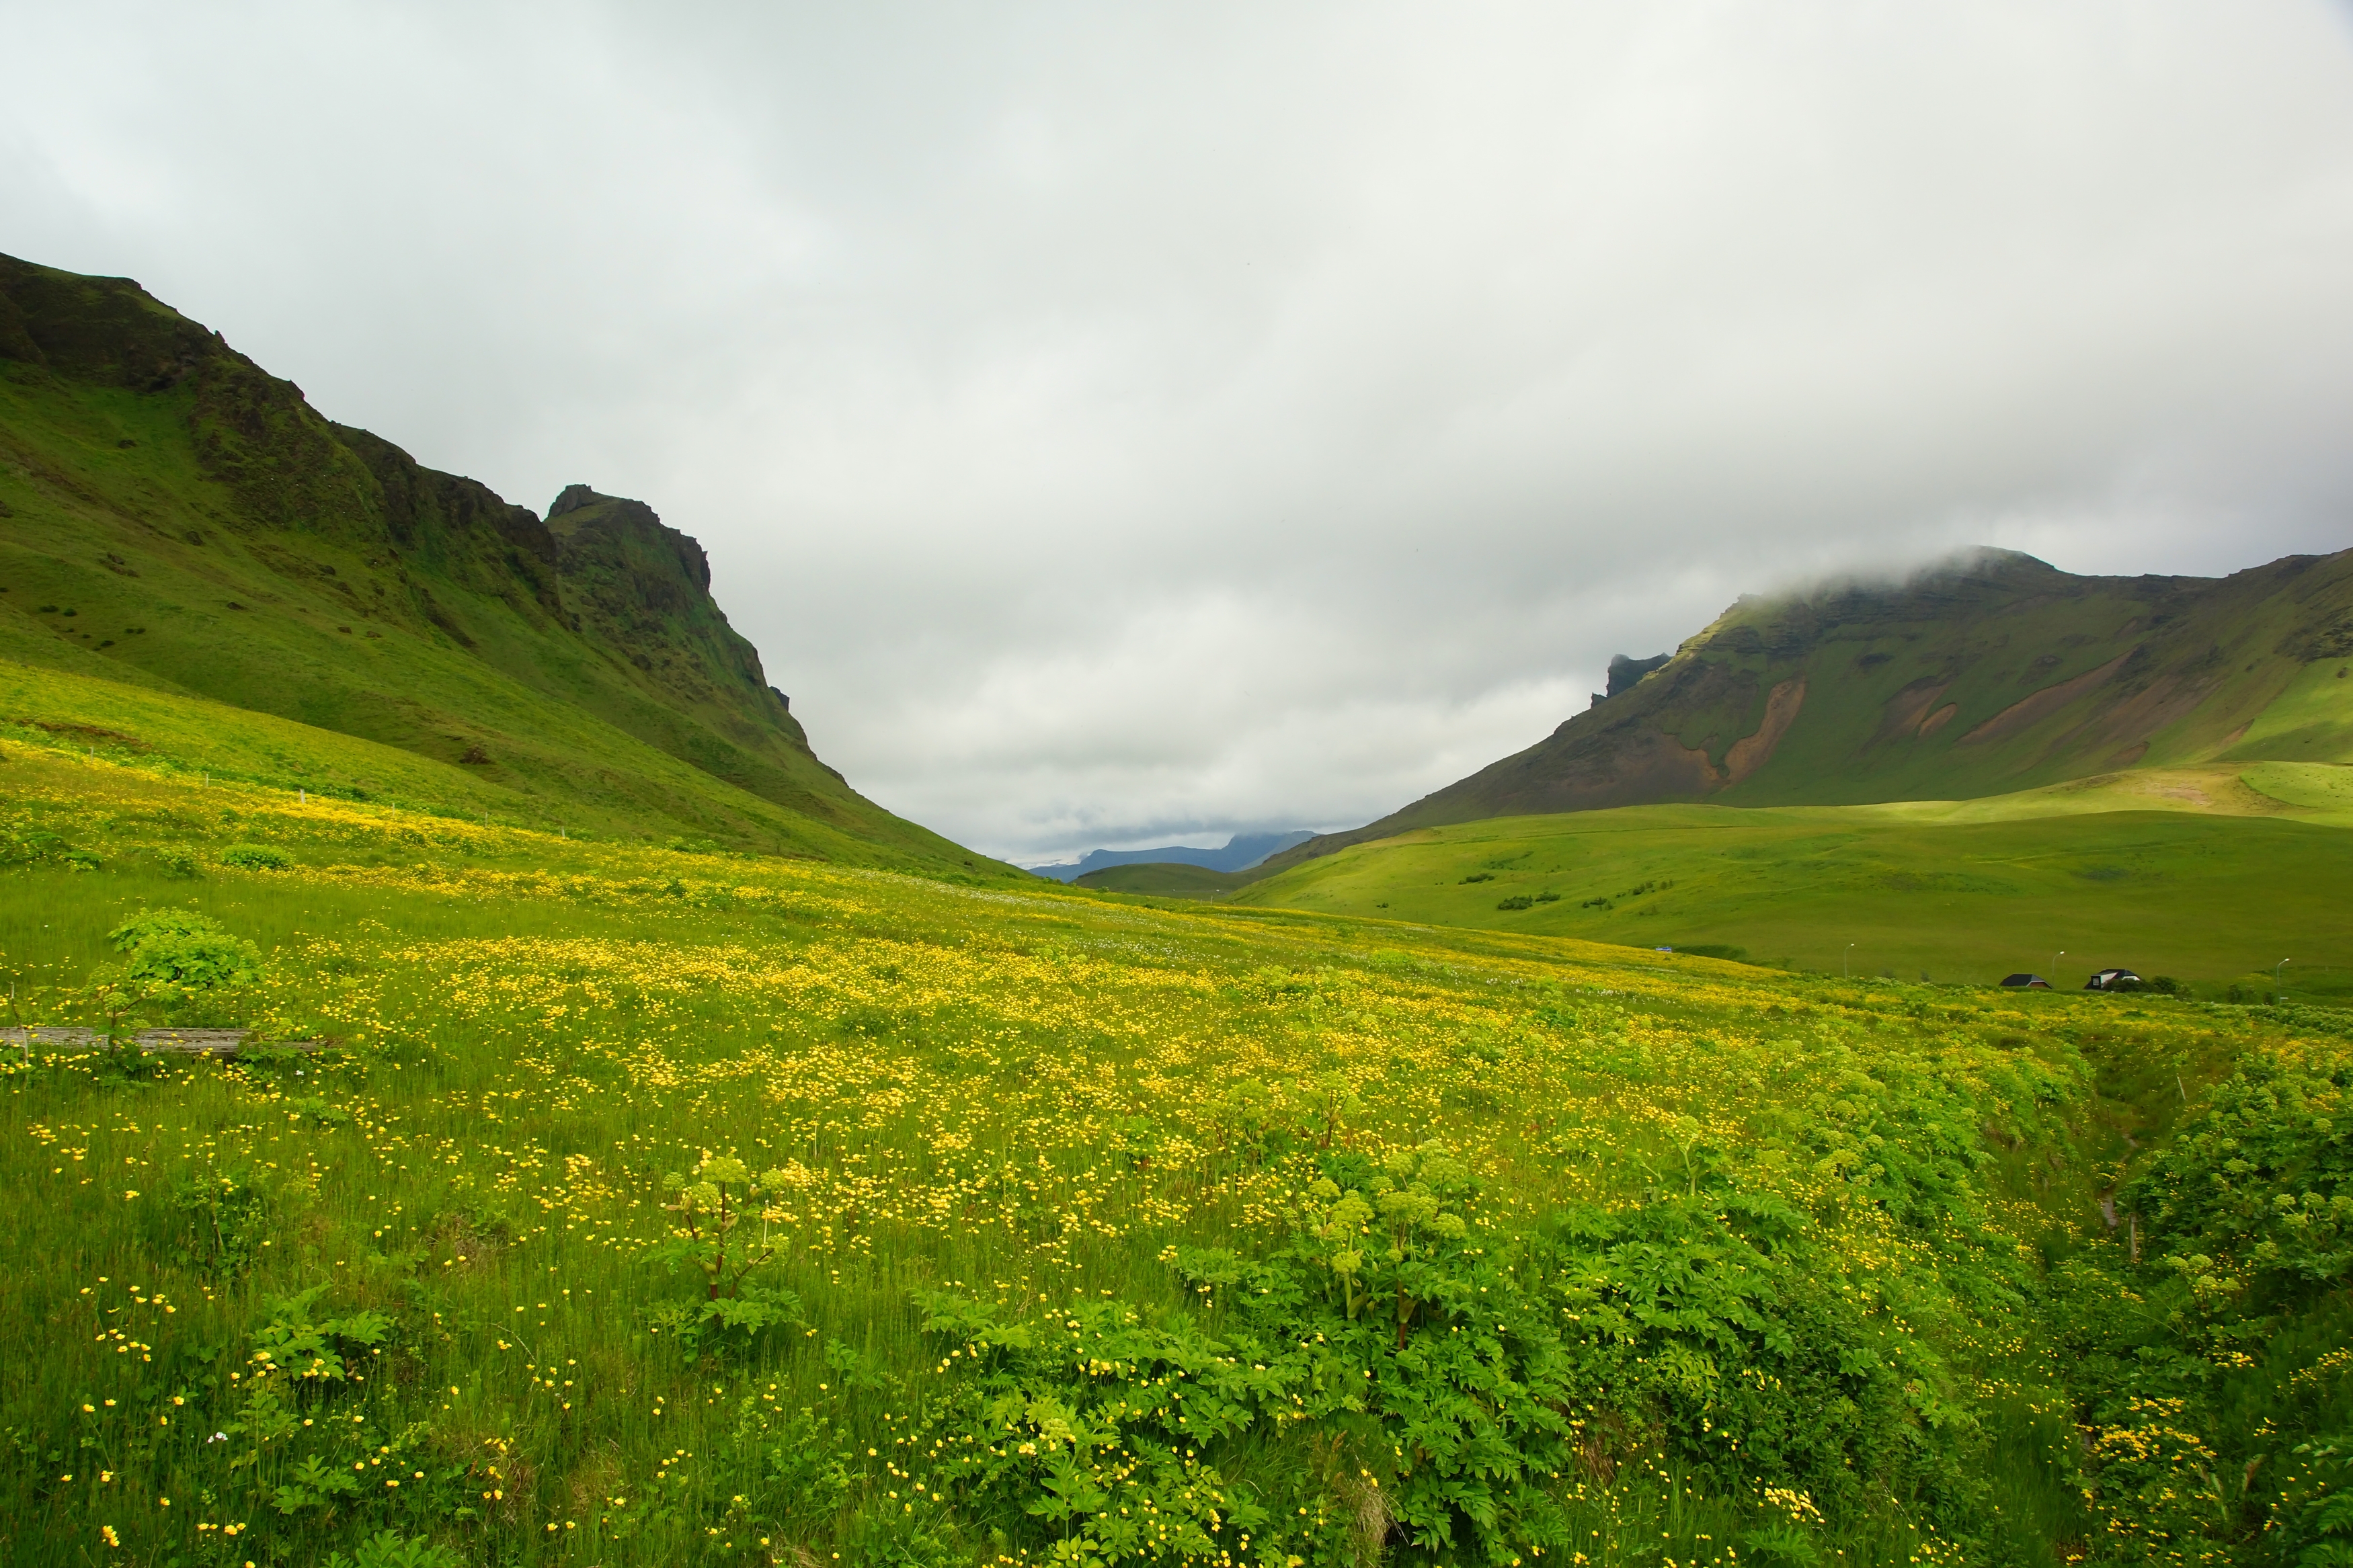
541,484,806,749
0,249,900,843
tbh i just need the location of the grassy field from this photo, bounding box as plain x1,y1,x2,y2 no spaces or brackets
0,658,1010,882
5,730,2353,1567
1080,766,2353,999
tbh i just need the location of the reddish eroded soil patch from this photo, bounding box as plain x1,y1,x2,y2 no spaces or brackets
1959,650,2133,746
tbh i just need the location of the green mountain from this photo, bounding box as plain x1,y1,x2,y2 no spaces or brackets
0,251,995,874
1269,546,2353,868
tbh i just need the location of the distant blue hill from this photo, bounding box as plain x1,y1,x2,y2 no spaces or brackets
1029,830,1313,882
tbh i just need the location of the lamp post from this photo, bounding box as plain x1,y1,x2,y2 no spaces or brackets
2052,950,2065,987
2277,958,2292,1005
1845,942,1855,979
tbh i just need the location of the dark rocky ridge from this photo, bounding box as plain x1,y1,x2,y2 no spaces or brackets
0,249,914,847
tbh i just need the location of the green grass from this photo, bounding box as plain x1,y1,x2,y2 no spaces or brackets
0,655,1010,882
2227,657,2353,763
1199,769,2353,997
3,730,2350,1567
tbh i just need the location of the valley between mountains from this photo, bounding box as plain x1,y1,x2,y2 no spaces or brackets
1,252,2350,1568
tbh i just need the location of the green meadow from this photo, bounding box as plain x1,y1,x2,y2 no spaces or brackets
5,695,2353,1568
1076,766,2353,999
9,241,2353,1568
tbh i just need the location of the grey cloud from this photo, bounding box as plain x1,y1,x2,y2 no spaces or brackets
5,1,2352,860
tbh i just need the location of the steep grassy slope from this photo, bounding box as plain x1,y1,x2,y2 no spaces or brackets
0,657,972,870
0,251,988,872
1271,548,2353,869
5,734,2353,1568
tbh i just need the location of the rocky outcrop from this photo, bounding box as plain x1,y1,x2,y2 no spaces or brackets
0,248,838,821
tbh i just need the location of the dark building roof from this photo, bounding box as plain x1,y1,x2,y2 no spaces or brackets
2085,968,2143,991
1999,973,2050,988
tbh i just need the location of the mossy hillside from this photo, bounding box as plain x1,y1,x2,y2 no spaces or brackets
1278,550,2353,869
5,741,2352,1568
1684,553,2353,804
1189,776,2353,996
0,251,962,868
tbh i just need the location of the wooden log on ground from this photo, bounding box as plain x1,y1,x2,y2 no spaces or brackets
135,1029,255,1057
1,1026,106,1053
2,1027,320,1059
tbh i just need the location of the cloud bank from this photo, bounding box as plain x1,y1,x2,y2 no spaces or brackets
6,2,2352,861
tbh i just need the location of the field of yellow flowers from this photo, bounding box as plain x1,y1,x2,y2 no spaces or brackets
3,737,2349,1568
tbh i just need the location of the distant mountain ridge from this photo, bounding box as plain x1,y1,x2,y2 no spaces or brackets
1030,829,1312,882
1261,546,2353,872
0,251,991,872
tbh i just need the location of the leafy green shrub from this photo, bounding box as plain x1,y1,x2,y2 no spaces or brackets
906,1141,1978,1567
219,842,291,870
288,1094,354,1128
689,1399,862,1551
153,845,202,878
2268,1434,2353,1566
2038,1048,2353,1564
1459,871,1494,884
2121,1049,2353,1323
107,907,262,993
321,1530,463,1568
7,825,105,868
643,1155,807,1357
164,1169,276,1278
1496,894,1534,910
249,1284,393,1383
0,827,67,864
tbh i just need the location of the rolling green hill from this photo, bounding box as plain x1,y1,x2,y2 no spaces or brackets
1224,767,2353,997
1265,546,2353,871
0,251,996,875
1086,760,2353,995
1070,860,1253,896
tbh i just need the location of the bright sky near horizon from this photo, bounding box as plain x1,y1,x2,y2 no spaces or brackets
6,3,2353,864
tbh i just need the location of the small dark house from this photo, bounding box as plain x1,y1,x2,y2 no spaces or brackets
2085,968,2143,991
1999,973,2051,989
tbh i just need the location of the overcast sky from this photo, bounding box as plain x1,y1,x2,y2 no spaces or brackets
7,3,2353,863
